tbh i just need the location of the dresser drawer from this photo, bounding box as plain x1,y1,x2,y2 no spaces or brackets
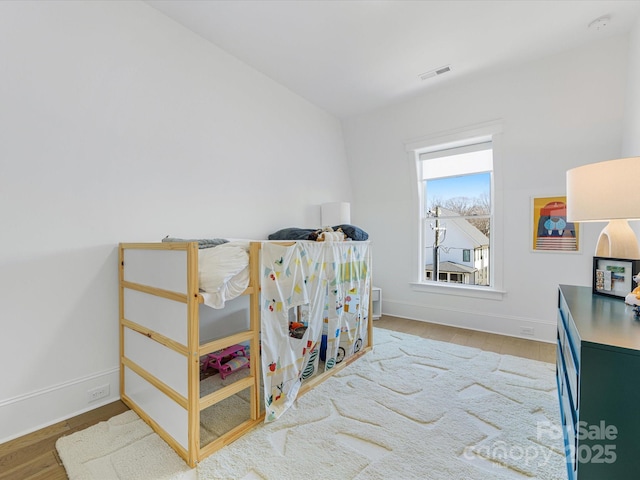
562,342,579,412
557,345,577,480
558,293,581,366
557,310,580,412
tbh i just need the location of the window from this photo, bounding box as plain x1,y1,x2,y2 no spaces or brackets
406,121,504,299
419,142,493,287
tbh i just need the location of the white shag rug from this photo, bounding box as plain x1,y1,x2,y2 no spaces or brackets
56,328,565,479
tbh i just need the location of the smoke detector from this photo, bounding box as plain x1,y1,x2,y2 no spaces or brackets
419,65,451,81
588,15,611,31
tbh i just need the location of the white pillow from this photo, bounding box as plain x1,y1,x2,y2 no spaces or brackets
198,242,250,308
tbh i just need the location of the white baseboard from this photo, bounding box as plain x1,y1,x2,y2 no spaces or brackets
382,299,556,343
0,367,120,444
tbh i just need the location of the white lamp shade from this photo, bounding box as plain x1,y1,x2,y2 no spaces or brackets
566,157,640,222
566,157,640,258
321,202,350,226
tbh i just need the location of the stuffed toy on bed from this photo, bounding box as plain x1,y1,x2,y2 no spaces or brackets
313,227,347,242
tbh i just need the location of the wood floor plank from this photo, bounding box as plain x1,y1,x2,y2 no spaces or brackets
28,467,68,480
0,422,70,474
0,420,69,457
0,436,60,475
448,332,470,346
539,342,557,363
0,451,60,480
499,337,539,360
477,331,508,348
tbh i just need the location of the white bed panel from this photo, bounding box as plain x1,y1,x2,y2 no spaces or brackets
124,289,188,345
124,328,188,397
124,249,188,294
124,367,188,450
199,295,250,343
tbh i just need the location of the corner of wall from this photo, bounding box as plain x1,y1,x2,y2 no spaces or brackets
622,16,640,156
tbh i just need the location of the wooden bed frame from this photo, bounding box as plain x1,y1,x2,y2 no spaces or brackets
118,241,373,467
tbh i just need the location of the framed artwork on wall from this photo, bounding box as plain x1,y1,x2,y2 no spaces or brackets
531,195,580,253
593,257,640,300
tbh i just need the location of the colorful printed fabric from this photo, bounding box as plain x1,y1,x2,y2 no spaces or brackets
261,241,371,422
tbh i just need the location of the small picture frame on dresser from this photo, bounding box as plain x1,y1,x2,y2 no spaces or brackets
592,256,640,300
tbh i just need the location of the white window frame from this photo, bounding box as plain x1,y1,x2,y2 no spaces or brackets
405,120,505,300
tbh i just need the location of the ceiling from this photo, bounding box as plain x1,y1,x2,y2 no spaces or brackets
145,0,640,119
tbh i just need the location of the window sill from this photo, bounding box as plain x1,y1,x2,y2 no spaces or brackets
410,281,506,301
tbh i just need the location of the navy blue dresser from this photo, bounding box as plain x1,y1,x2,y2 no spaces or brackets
557,285,640,479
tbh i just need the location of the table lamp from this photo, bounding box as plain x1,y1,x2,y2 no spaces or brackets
321,202,351,227
566,157,640,258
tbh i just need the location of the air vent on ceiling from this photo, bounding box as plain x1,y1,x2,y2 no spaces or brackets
419,65,451,81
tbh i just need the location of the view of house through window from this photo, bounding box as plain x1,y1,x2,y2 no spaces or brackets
420,143,493,286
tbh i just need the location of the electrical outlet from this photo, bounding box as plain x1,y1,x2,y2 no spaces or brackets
521,326,535,336
87,384,110,403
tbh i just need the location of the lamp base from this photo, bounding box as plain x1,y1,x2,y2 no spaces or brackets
595,219,640,258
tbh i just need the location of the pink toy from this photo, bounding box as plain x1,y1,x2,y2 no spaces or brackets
201,344,250,379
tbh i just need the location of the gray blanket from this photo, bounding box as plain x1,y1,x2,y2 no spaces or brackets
161,236,228,249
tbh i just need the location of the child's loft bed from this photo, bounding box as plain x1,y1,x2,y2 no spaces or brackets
119,238,372,467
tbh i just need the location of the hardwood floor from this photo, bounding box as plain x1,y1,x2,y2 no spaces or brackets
375,315,557,363
0,315,556,479
0,400,129,480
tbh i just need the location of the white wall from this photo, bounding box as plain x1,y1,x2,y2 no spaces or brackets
343,35,629,343
623,16,640,156
622,16,640,242
0,1,351,442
